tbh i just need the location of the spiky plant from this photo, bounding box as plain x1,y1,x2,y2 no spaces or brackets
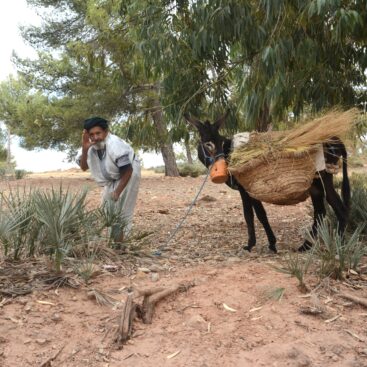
0,188,40,259
273,250,315,293
95,192,128,245
306,219,366,280
33,187,89,272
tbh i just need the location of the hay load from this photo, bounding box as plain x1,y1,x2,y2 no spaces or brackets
228,109,358,205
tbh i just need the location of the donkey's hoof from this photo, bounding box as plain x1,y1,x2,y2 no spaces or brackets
298,242,313,252
243,245,253,252
268,244,277,253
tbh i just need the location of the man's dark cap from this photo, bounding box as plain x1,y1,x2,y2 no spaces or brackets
83,117,108,131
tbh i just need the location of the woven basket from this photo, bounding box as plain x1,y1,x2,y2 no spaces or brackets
229,150,317,205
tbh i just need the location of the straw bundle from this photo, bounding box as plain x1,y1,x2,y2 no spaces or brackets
228,109,358,205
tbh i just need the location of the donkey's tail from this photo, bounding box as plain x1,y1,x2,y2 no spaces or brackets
340,143,350,213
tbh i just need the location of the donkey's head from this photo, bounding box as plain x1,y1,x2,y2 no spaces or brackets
184,111,230,184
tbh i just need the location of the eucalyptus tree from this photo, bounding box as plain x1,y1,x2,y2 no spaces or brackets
133,0,367,131
6,0,180,175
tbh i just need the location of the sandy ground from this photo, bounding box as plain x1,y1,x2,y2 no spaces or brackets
0,169,367,367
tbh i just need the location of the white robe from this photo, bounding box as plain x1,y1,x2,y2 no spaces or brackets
78,133,141,237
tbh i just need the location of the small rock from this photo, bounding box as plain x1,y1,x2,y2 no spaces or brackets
24,303,32,313
72,296,77,301
199,195,217,202
138,267,151,273
227,257,241,263
36,338,48,345
149,264,162,272
185,314,207,332
287,347,300,359
158,209,169,214
17,298,28,306
134,271,148,279
150,273,160,282
24,339,32,344
297,357,311,367
51,313,62,322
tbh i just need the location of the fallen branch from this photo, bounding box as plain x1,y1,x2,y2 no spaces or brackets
114,281,195,348
40,344,65,367
339,293,367,309
114,290,137,349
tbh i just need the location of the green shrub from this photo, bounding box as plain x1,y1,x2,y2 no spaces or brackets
327,173,367,236
306,219,366,280
274,250,314,292
0,186,132,271
15,169,27,180
0,188,39,260
153,165,165,174
348,155,365,168
178,162,207,177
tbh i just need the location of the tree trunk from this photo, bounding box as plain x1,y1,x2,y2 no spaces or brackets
150,99,180,177
184,138,193,164
256,103,271,132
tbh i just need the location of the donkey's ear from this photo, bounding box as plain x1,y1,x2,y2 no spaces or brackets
214,109,230,130
183,113,203,130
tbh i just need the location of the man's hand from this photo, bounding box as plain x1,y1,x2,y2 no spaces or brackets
82,129,93,150
80,129,92,171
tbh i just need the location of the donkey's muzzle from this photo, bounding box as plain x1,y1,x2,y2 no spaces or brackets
210,158,228,184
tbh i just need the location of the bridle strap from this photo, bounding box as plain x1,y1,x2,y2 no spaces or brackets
200,143,225,167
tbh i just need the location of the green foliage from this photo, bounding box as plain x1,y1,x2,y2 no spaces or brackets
178,162,207,177
348,155,365,168
329,173,367,236
274,250,314,292
348,174,367,236
0,0,366,171
96,193,128,244
0,186,130,272
0,188,39,260
32,188,90,272
306,219,366,280
14,169,27,180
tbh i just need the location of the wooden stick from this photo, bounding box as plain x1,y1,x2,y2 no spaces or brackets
113,282,195,347
339,293,367,309
40,344,65,367
135,287,165,298
142,282,195,324
114,291,137,348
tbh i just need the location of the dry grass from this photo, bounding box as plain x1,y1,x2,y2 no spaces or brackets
229,108,359,170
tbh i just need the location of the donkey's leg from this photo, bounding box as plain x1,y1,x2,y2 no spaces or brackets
298,178,326,252
252,199,277,253
238,187,256,252
322,172,348,235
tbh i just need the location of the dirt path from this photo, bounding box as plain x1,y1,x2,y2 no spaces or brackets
0,171,366,366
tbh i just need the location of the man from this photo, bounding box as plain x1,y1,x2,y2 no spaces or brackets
78,116,141,241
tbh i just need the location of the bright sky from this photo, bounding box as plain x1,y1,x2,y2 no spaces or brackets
0,0,163,172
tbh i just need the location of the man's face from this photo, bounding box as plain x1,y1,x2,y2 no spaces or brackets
88,126,108,147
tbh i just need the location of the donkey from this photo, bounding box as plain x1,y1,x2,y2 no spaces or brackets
184,112,350,253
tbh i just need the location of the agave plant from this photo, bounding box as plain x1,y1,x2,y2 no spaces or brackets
273,249,315,292
306,218,366,280
33,187,90,272
95,192,128,245
0,188,40,259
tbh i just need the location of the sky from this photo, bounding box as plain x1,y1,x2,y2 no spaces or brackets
0,0,163,172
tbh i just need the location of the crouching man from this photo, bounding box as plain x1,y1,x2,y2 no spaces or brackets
78,116,141,241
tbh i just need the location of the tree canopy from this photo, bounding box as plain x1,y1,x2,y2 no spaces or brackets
0,0,365,172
